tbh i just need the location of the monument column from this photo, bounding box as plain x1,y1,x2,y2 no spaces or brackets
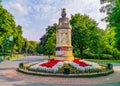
55,8,74,61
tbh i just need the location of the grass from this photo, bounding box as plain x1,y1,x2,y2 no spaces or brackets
43,55,55,59
84,59,120,63
0,54,24,60
11,54,24,60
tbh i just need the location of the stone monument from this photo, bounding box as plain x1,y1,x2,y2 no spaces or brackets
55,8,74,61
18,8,113,77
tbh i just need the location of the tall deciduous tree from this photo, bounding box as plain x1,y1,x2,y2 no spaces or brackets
14,25,24,52
100,0,120,50
99,26,115,54
70,14,99,57
0,5,16,39
0,5,16,54
0,4,24,54
27,41,38,55
45,33,56,55
37,23,57,55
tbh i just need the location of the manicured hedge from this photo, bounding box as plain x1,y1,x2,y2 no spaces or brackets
83,53,114,60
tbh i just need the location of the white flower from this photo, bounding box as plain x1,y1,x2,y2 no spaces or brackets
64,61,70,64
29,61,64,73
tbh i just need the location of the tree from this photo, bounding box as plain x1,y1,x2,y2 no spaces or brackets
0,5,16,57
99,0,120,59
37,23,57,55
0,5,16,41
99,26,115,54
0,6,24,54
70,14,99,57
45,33,56,56
0,0,1,4
100,0,120,50
27,41,38,55
13,25,24,52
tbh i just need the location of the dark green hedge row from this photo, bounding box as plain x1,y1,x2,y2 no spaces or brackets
83,53,114,60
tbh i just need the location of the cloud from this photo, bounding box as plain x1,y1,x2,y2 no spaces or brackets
4,2,29,16
13,3,28,15
2,0,107,41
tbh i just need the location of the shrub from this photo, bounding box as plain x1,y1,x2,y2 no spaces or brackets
58,64,79,74
83,53,100,59
83,53,114,60
19,63,23,68
99,54,114,60
107,63,113,70
112,49,120,60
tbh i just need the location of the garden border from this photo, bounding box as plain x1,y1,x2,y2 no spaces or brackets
17,67,114,78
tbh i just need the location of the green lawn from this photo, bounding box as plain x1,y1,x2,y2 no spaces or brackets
84,59,120,63
0,54,24,60
11,54,24,60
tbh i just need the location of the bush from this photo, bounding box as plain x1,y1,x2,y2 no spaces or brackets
99,54,114,60
83,53,114,60
63,68,70,74
73,54,81,58
107,63,113,69
83,53,100,59
58,64,79,74
112,49,120,60
19,63,23,68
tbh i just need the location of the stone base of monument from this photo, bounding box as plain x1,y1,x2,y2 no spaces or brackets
18,58,114,77
55,56,74,61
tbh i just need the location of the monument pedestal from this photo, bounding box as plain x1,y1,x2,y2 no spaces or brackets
55,8,74,61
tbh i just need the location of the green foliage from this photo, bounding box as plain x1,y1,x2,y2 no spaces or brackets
58,63,104,74
0,5,15,58
36,44,44,54
11,54,24,60
0,5,16,41
19,63,23,68
0,0,1,4
37,23,57,55
108,0,120,50
21,38,28,54
84,53,114,60
58,64,79,74
70,14,99,57
27,41,38,55
98,26,116,55
14,25,24,52
45,33,56,55
107,63,113,70
112,48,120,59
0,5,25,58
100,0,120,50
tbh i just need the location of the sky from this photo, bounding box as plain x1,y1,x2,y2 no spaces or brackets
1,0,107,42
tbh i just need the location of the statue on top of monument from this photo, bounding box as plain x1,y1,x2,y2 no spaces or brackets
61,8,66,17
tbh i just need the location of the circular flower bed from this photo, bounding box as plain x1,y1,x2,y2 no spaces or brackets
18,58,113,77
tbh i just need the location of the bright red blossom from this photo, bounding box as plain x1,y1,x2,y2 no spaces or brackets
40,58,89,68
73,58,89,67
40,59,63,68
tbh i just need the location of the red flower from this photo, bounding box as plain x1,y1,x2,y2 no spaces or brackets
73,58,89,67
40,59,63,68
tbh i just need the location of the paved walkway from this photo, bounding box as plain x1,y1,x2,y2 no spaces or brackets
0,56,120,86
